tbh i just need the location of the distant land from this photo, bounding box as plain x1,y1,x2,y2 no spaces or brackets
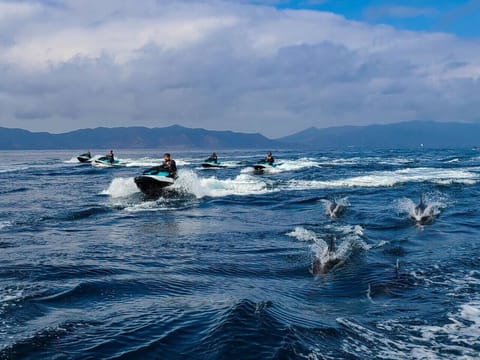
0,125,279,150
279,121,480,149
0,121,479,150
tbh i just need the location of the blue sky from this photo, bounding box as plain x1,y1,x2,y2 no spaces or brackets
274,0,480,37
0,0,479,137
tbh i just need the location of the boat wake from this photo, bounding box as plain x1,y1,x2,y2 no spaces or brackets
103,170,276,203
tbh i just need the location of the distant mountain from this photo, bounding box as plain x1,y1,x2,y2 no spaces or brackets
1,121,478,150
278,121,480,149
0,125,279,150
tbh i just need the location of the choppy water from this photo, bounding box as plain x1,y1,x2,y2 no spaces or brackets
1,148,480,359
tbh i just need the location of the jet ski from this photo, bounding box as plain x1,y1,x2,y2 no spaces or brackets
134,166,176,196
201,160,225,168
93,156,121,167
77,152,92,163
253,161,275,173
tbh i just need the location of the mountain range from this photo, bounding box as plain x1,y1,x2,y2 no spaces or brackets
279,121,480,149
0,121,478,150
0,125,278,150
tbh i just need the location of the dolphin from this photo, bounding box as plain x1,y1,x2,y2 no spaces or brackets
411,195,434,224
312,235,341,275
327,200,345,218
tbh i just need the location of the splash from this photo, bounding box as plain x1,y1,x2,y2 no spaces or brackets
322,197,349,218
173,169,274,198
286,227,319,242
64,154,100,164
287,225,366,275
239,157,319,174
124,157,190,167
64,156,81,164
101,177,139,198
395,193,448,224
103,170,274,200
124,197,185,212
273,158,320,172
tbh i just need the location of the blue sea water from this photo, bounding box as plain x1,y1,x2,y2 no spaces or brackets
1,148,480,359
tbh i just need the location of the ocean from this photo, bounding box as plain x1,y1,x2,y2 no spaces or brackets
1,148,479,359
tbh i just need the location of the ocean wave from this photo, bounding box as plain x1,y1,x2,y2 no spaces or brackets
0,221,13,230
286,167,479,190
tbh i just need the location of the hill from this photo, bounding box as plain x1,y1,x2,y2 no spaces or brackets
278,121,480,148
0,125,279,150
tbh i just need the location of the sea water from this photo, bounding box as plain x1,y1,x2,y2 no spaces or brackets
1,148,480,359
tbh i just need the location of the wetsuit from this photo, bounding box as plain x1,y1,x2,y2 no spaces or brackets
162,159,177,177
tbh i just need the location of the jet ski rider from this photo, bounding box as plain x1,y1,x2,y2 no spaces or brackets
162,153,177,177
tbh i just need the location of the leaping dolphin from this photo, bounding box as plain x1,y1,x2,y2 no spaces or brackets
411,195,434,225
312,235,341,275
327,200,345,218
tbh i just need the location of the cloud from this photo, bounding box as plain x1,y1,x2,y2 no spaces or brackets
0,0,479,137
363,5,438,20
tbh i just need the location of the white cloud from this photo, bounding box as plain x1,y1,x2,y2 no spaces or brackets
0,1,41,21
0,0,479,137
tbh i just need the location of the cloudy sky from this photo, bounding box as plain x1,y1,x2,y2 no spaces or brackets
0,0,479,137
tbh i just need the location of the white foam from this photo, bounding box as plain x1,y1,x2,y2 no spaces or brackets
317,157,362,166
124,157,190,167
124,197,179,212
174,170,273,198
101,177,139,198
0,165,29,174
0,289,24,304
395,193,448,222
337,264,480,359
239,158,319,174
0,221,12,230
103,170,274,200
197,160,241,169
286,167,478,190
273,158,320,172
64,156,81,164
415,301,480,349
64,154,100,164
286,227,319,242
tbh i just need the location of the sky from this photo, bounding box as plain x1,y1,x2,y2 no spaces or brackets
0,0,479,137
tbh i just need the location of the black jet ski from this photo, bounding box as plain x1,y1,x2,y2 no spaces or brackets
134,166,176,196
77,152,92,163
253,161,275,173
201,160,226,168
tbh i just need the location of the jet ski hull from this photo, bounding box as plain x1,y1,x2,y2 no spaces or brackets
77,155,92,163
201,161,225,168
93,157,121,167
134,174,174,196
253,162,274,173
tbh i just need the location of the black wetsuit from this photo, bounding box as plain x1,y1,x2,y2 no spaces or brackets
162,159,177,177
265,156,274,165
